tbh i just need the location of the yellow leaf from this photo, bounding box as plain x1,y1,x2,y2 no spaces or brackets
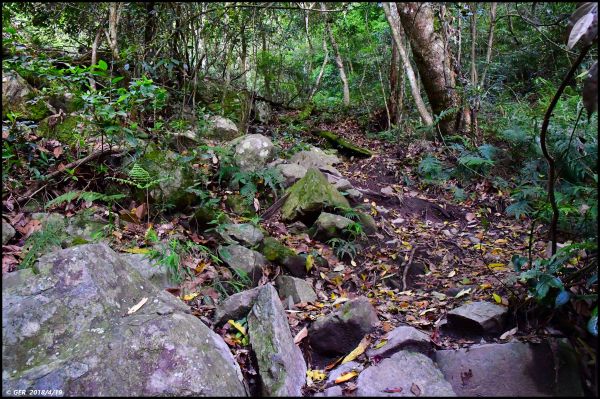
306,254,315,272
493,293,502,303
494,239,508,244
335,370,359,384
123,247,151,254
374,339,388,349
182,292,199,301
341,336,369,364
228,319,246,335
479,283,492,290
454,288,471,298
307,369,327,382
488,263,509,271
127,297,148,314
447,270,456,278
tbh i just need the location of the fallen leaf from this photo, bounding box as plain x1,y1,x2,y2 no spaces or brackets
374,339,388,349
492,293,502,304
341,336,370,364
293,326,308,344
182,292,199,301
447,270,456,278
123,247,150,254
127,297,148,314
134,203,147,221
455,288,472,298
499,326,518,340
383,387,403,393
465,213,476,222
227,319,246,335
253,197,260,212
306,369,327,382
335,370,358,384
306,254,314,272
410,383,422,396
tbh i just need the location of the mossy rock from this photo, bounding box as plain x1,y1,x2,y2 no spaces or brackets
259,237,307,277
225,194,256,217
281,168,350,224
190,206,231,233
314,130,373,157
37,115,81,145
133,149,198,210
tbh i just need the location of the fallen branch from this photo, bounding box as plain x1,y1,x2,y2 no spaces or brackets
402,246,417,291
16,147,123,205
260,192,290,220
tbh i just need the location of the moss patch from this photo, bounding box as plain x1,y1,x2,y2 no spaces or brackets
314,130,373,157
281,168,350,224
260,237,296,263
37,115,80,144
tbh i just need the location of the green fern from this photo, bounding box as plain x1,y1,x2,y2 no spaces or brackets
20,219,66,270
108,163,169,189
45,191,126,209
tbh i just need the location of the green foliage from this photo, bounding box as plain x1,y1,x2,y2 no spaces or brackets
108,163,168,190
231,167,285,207
417,155,446,183
45,191,126,209
20,219,65,270
327,237,358,262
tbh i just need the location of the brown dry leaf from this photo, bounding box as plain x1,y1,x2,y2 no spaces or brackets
53,146,63,157
134,203,147,221
334,370,358,384
383,387,403,393
2,255,19,274
410,383,422,396
293,326,308,344
17,219,42,239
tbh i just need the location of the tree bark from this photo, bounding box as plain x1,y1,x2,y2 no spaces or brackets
89,27,104,90
321,2,350,106
383,3,433,126
480,2,497,86
107,3,122,60
396,2,460,136
470,3,479,137
389,40,400,125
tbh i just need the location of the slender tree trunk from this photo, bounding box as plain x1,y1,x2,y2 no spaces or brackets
261,29,272,99
143,2,156,60
396,2,460,136
389,40,400,125
321,2,350,106
470,3,479,138
89,27,104,90
383,3,433,126
309,34,329,102
480,2,497,85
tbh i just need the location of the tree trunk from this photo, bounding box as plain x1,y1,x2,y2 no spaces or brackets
383,3,433,126
480,2,497,86
470,3,479,138
108,3,121,61
389,40,400,125
308,33,329,102
143,2,156,60
321,2,350,106
89,27,104,90
396,2,460,137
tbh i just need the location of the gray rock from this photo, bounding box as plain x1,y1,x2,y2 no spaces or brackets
276,275,317,304
2,219,16,245
121,253,173,290
218,244,266,286
219,223,264,247
326,361,364,385
233,134,276,172
248,284,307,396
313,212,353,240
207,115,241,141
333,178,353,191
290,147,341,168
255,100,272,123
345,189,363,202
213,286,262,326
435,341,583,397
356,351,456,397
2,243,248,396
367,326,432,359
315,386,343,397
447,301,507,334
277,163,308,187
357,212,377,235
309,297,379,356
288,221,308,234
380,186,395,196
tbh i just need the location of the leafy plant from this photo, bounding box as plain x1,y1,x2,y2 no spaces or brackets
327,237,358,262
417,155,446,182
20,219,65,270
45,190,126,209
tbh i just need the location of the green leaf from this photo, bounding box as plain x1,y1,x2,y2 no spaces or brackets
587,306,598,336
554,291,570,308
112,76,124,84
97,59,108,71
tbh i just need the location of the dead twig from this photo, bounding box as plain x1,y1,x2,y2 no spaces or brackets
260,192,290,220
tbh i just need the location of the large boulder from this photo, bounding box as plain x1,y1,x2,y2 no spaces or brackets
213,286,262,326
435,341,583,396
121,253,173,290
367,326,432,359
446,301,508,335
276,163,308,187
218,244,266,286
2,71,52,121
275,275,317,304
312,212,353,240
248,284,307,396
2,243,248,396
356,351,456,396
206,115,241,141
281,168,350,224
218,223,264,247
232,134,276,172
309,297,379,356
289,147,341,169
